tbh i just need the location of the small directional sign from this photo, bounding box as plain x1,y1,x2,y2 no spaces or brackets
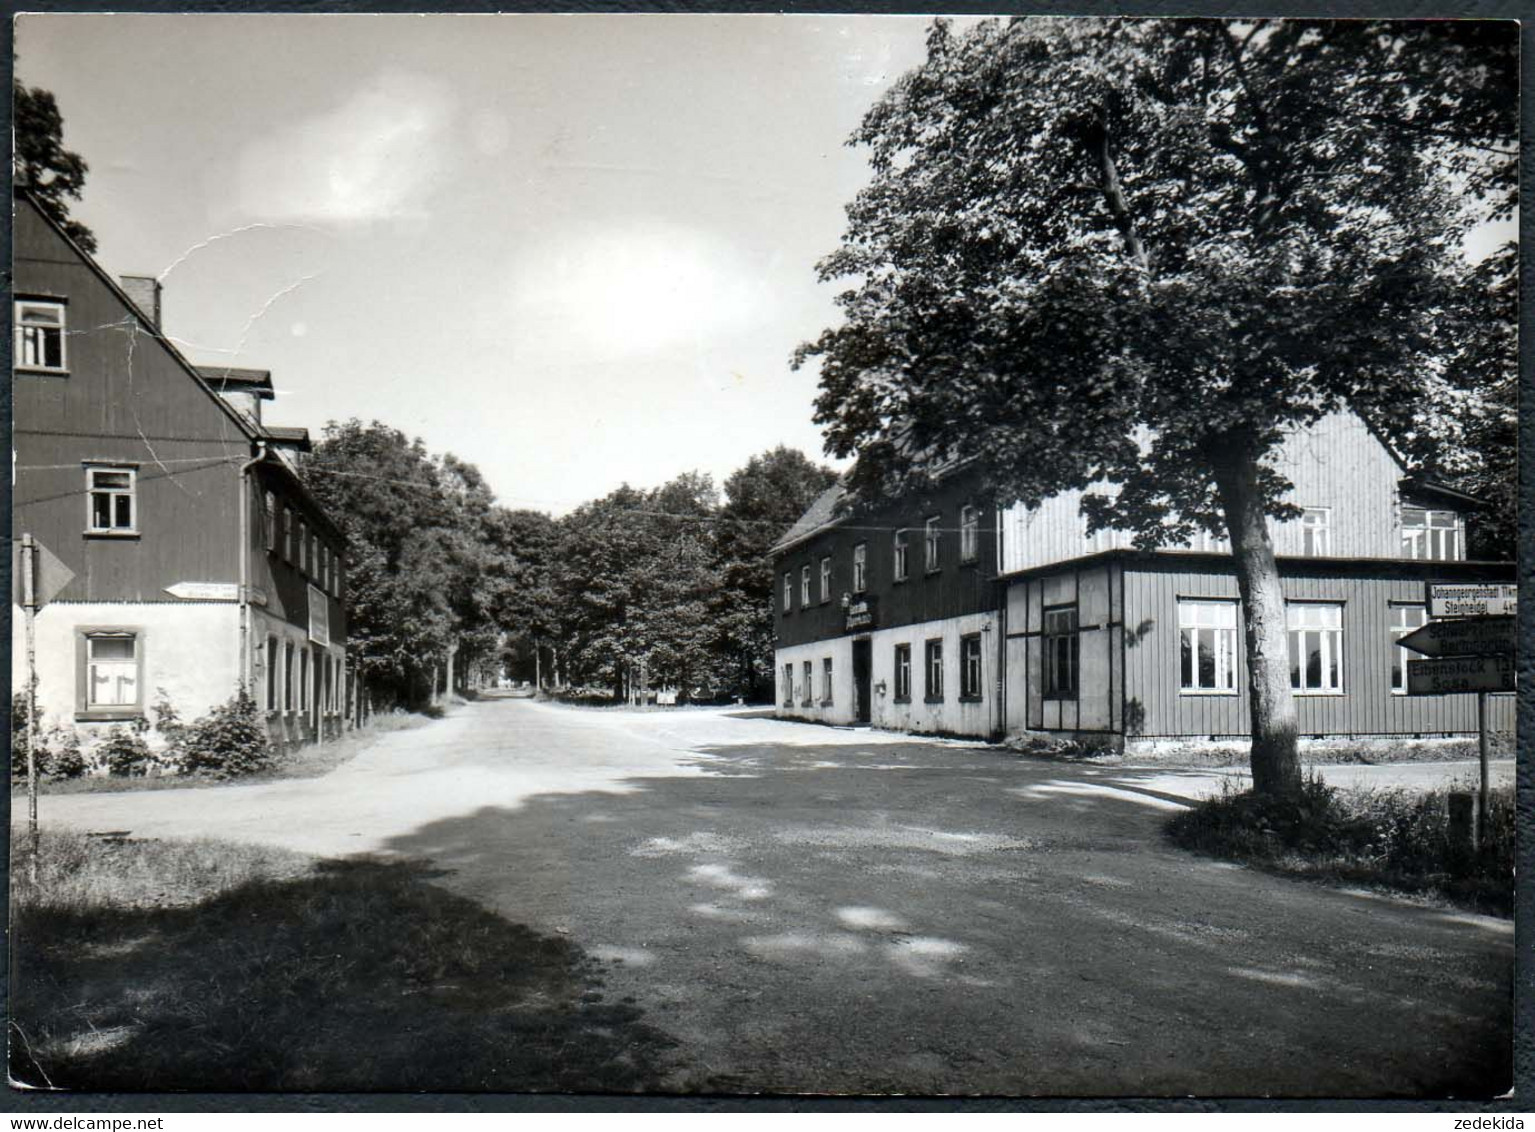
1399,616,1515,660
1428,583,1518,619
165,581,239,601
1407,655,1516,696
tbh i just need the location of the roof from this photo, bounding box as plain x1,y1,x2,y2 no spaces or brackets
263,425,313,453
196,365,275,400
769,481,848,556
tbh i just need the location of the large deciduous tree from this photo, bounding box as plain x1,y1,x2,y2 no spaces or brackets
796,18,1516,795
14,80,97,253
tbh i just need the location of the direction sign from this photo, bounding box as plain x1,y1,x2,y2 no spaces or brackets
1398,616,1515,659
1406,655,1516,696
165,581,239,601
1428,583,1517,619
11,538,75,608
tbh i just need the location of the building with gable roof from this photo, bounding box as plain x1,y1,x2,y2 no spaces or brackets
12,187,349,752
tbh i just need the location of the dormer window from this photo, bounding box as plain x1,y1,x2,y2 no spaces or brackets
1401,507,1463,561
1299,508,1331,556
15,299,66,372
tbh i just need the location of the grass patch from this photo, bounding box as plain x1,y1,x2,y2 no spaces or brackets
1166,775,1514,916
17,710,436,796
1130,734,1514,768
10,831,676,1092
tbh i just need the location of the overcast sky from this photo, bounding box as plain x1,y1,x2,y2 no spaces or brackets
16,13,961,513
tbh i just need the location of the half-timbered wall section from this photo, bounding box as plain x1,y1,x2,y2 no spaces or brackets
12,191,349,749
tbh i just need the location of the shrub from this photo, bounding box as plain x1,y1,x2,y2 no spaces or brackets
1167,774,1514,915
11,692,39,780
171,688,275,779
97,723,157,777
42,725,87,780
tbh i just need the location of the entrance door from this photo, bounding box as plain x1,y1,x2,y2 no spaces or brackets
851,638,872,724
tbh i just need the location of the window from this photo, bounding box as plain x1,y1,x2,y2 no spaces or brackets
319,545,329,591
924,639,944,701
960,633,983,699
1300,508,1331,556
853,543,867,593
960,506,980,563
894,643,912,701
1390,604,1429,695
1179,600,1239,693
820,556,831,603
15,299,66,371
1043,606,1079,700
84,632,139,710
925,516,942,572
265,636,278,711
1288,602,1344,694
801,564,812,606
300,648,311,712
822,657,834,704
783,662,794,705
1401,507,1463,561
264,492,277,551
285,641,296,712
783,572,793,612
86,466,136,533
285,508,297,563
893,530,909,581
298,520,308,573
802,660,814,707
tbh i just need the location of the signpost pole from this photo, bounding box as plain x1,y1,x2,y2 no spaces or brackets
22,533,40,883
1476,690,1489,848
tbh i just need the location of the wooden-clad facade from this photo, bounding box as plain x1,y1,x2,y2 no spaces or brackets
12,190,349,749
773,409,1513,743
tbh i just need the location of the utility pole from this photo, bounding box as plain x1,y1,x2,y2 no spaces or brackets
21,534,40,883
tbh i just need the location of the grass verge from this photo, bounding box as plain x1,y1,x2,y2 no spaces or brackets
10,830,676,1091
17,710,435,796
1165,775,1513,916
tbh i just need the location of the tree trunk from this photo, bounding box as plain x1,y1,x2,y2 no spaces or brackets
1213,450,1302,797
445,643,457,700
534,643,542,692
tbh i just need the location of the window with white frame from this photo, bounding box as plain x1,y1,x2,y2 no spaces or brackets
15,299,66,371
1299,508,1331,556
893,529,909,581
85,632,139,709
894,643,912,701
783,572,793,612
1401,507,1464,561
264,492,277,551
822,657,833,704
801,564,812,606
266,636,279,711
925,516,942,572
853,543,867,593
960,633,983,699
820,556,831,603
1287,602,1344,693
1390,603,1429,695
1043,606,1079,700
86,466,136,533
924,639,944,700
1179,600,1239,693
285,641,296,711
960,506,980,563
802,660,814,706
783,662,794,705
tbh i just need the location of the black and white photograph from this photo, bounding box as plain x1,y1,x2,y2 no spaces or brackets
7,10,1520,1101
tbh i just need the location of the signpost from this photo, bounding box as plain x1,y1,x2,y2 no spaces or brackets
1404,585,1518,845
15,535,75,882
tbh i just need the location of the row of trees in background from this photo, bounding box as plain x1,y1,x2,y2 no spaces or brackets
303,421,836,710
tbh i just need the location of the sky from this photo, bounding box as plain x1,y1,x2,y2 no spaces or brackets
15,13,963,514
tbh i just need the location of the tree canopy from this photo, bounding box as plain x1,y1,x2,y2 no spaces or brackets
797,17,1515,539
14,80,97,253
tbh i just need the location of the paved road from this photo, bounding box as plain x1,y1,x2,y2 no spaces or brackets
21,701,1514,1097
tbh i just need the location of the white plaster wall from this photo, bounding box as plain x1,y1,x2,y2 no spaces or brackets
773,636,857,725
868,611,999,738
12,600,239,736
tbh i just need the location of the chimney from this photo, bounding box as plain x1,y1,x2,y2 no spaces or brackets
119,275,162,330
